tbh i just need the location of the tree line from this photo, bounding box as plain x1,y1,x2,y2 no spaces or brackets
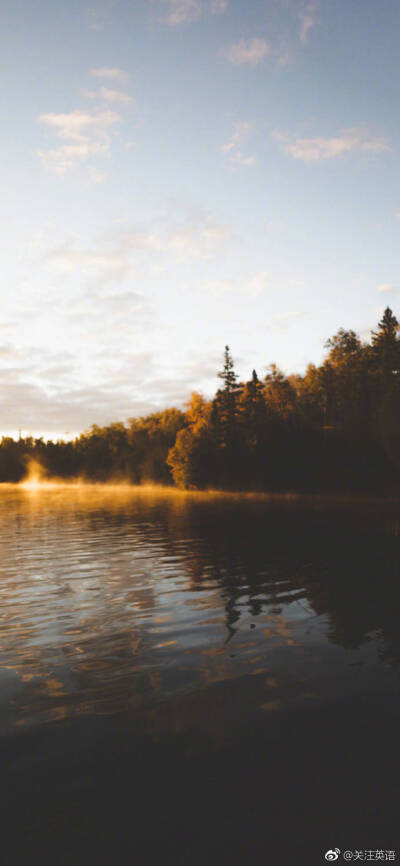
2,307,400,494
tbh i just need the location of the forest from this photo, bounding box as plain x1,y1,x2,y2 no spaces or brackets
2,307,400,495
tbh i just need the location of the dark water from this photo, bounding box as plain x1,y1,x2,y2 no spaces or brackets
1,486,400,865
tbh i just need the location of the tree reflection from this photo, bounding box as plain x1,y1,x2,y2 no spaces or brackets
2,489,400,736
167,495,400,664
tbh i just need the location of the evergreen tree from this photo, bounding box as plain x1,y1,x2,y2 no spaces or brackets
218,345,239,393
370,307,400,455
210,346,243,485
213,346,240,447
239,370,266,447
371,307,400,377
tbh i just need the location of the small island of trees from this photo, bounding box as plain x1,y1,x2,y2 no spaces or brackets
2,307,400,495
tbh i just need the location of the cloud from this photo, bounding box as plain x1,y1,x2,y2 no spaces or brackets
38,141,110,174
84,87,133,104
210,0,228,11
378,284,396,293
44,242,132,283
265,311,308,330
230,152,256,166
39,109,120,142
0,355,163,437
0,344,23,361
202,271,268,297
202,278,235,294
2,208,237,436
244,272,269,296
220,122,256,168
224,38,270,66
38,68,134,177
0,280,159,437
38,107,122,175
220,4,316,71
86,166,106,184
274,45,295,68
156,0,202,24
85,0,117,30
157,218,231,259
220,122,252,153
266,219,283,231
69,289,154,342
0,336,231,437
395,212,400,221
90,67,128,83
273,126,391,162
298,1,319,44
121,213,232,261
153,0,227,25
44,213,232,287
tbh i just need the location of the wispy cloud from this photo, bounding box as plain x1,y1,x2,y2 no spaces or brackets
244,272,269,296
45,241,133,283
265,311,308,330
220,122,256,167
5,211,236,434
44,213,232,281
220,122,252,153
202,271,268,297
39,109,120,143
38,109,120,175
224,37,270,66
378,283,397,293
298,1,319,44
273,126,391,162
90,66,128,84
86,166,106,185
155,0,202,24
210,0,228,11
156,217,231,259
153,0,228,26
221,2,317,71
266,219,284,231
84,87,133,104
85,0,117,31
230,152,256,167
38,67,133,177
0,348,164,437
38,141,111,174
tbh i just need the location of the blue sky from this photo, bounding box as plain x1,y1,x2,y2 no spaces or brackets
1,0,399,436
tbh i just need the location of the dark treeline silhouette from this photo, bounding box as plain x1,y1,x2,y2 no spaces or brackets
3,306,400,494
0,409,185,484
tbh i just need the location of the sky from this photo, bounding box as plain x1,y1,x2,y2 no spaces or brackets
1,0,399,438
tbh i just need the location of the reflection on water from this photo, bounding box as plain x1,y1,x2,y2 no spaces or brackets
1,486,400,733
1,486,400,864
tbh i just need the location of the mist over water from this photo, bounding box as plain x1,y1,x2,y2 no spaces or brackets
1,486,400,863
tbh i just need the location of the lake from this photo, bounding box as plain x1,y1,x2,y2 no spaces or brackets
1,485,400,864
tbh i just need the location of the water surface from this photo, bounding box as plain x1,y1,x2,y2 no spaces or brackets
1,486,400,864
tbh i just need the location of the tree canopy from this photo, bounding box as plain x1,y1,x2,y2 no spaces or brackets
2,308,400,495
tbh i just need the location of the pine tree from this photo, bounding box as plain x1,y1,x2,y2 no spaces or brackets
218,345,239,393
370,308,400,450
371,307,400,376
238,370,267,464
212,347,242,483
